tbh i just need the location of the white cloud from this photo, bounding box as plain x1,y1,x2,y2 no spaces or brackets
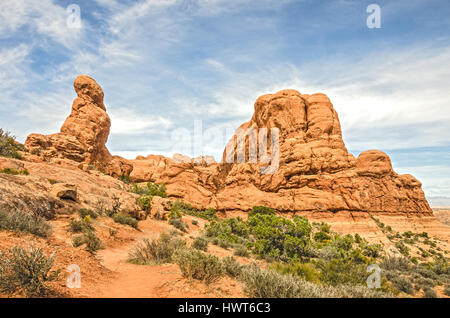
0,0,84,48
109,107,173,135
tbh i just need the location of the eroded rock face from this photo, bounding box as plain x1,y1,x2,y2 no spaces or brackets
129,89,432,215
25,75,132,177
22,76,432,215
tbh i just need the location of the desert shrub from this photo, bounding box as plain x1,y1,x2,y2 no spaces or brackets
205,217,248,244
211,238,233,249
247,214,311,260
380,255,411,272
239,265,304,298
414,265,439,280
415,277,436,289
72,231,103,253
444,285,450,296
83,231,104,253
170,200,216,221
234,245,249,257
130,182,166,198
332,234,354,251
192,237,208,251
72,234,85,247
128,233,186,265
0,129,23,159
430,257,450,275
240,265,391,298
222,256,243,278
0,245,59,297
112,213,138,229
316,258,367,286
269,262,321,284
362,243,382,258
0,209,52,238
118,174,131,184
314,231,332,243
69,218,94,233
191,219,198,226
248,206,275,217
78,208,98,219
0,168,29,175
390,276,414,295
173,249,224,284
423,287,437,298
169,218,189,233
146,182,167,197
137,195,152,211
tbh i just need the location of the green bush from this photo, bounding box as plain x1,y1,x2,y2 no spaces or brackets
137,195,152,211
169,218,189,233
72,231,103,254
78,208,98,219
316,258,368,286
211,238,233,249
222,256,242,278
380,255,411,272
119,174,131,184
240,265,390,298
248,206,275,217
390,276,414,295
332,234,354,251
169,200,217,221
234,245,249,257
205,217,248,244
0,209,52,238
0,168,29,175
0,129,23,159
192,237,208,251
423,286,437,298
362,243,382,258
69,218,94,233
269,262,321,284
247,214,311,260
0,245,59,297
130,182,166,198
314,231,332,243
128,233,186,265
173,249,224,284
112,213,138,229
83,231,104,254
444,285,450,296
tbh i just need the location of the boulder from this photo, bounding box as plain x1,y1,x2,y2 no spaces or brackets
50,183,77,201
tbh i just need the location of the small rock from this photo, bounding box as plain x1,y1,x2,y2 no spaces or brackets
50,183,77,201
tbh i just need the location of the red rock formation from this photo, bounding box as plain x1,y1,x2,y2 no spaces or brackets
25,75,132,177
130,89,432,215
24,76,432,215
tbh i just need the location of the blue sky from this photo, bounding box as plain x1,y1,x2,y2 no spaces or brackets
0,0,449,206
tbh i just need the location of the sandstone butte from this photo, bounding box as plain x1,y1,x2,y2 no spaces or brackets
16,75,433,220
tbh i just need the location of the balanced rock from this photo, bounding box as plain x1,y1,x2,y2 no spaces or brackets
25,75,132,177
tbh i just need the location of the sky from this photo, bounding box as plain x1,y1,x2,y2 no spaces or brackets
0,0,449,206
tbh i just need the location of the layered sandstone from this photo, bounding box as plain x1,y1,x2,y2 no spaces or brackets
130,90,432,215
25,75,132,177
23,76,432,215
